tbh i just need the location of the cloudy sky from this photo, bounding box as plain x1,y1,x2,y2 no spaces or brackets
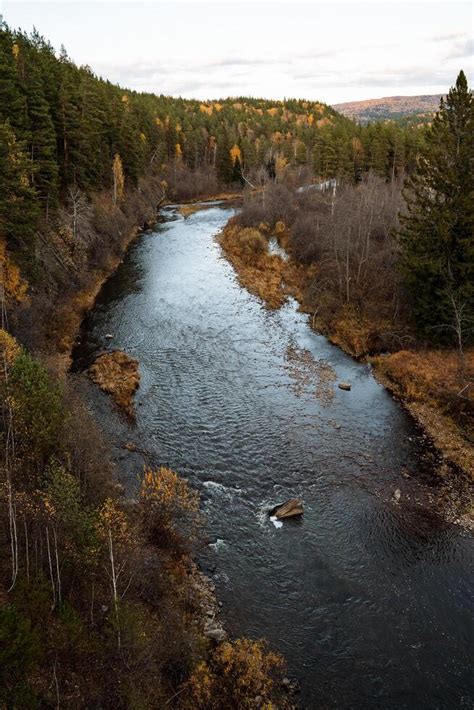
2,1,473,103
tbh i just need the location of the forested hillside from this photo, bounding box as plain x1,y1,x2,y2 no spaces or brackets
333,95,442,124
0,26,425,327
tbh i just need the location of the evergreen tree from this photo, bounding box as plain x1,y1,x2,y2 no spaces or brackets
23,59,58,215
0,121,39,256
397,71,474,347
216,130,234,184
0,32,30,141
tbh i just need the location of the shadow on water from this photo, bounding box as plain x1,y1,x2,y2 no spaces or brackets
72,204,474,710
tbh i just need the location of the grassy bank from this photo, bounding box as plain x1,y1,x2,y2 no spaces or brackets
218,218,312,309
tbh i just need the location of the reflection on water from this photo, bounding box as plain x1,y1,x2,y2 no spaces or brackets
73,205,474,709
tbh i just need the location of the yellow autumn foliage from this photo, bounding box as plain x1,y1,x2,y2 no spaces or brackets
112,153,125,204
140,466,201,549
141,466,199,515
275,155,288,179
0,239,29,303
230,144,241,165
0,328,21,368
96,498,133,549
185,638,285,709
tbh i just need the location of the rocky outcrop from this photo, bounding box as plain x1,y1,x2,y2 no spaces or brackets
88,350,140,417
270,498,304,519
190,565,228,644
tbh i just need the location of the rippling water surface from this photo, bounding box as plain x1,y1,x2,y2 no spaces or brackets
74,205,473,709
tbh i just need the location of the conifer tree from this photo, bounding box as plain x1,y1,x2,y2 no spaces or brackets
0,121,39,256
23,60,58,216
397,71,474,350
216,130,234,184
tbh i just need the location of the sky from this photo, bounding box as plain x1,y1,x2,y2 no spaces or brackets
1,0,473,104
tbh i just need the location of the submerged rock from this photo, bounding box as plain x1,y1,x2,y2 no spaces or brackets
88,350,140,417
270,498,304,520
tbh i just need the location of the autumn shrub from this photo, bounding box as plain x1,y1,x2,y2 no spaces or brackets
140,466,202,553
238,184,295,231
291,211,324,264
257,183,295,227
235,227,268,263
0,239,29,305
238,199,267,228
0,327,21,370
184,638,287,710
90,194,130,262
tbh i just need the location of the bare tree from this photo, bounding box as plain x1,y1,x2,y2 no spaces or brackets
66,186,91,248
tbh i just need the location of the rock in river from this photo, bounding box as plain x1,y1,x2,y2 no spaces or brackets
338,382,351,391
270,498,304,519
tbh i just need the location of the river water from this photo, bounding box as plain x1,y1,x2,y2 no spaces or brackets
73,204,473,709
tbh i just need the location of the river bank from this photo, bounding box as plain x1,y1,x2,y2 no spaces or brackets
41,191,242,377
217,217,473,523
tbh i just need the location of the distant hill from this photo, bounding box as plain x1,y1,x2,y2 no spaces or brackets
333,95,443,124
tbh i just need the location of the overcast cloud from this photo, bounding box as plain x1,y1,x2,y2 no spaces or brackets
2,1,473,102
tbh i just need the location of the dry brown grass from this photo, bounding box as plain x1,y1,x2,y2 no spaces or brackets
318,309,377,358
218,220,310,309
373,348,474,477
374,349,473,409
313,305,397,358
88,350,140,417
178,204,209,218
174,191,243,207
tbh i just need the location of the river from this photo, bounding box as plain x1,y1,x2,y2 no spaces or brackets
73,204,473,709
